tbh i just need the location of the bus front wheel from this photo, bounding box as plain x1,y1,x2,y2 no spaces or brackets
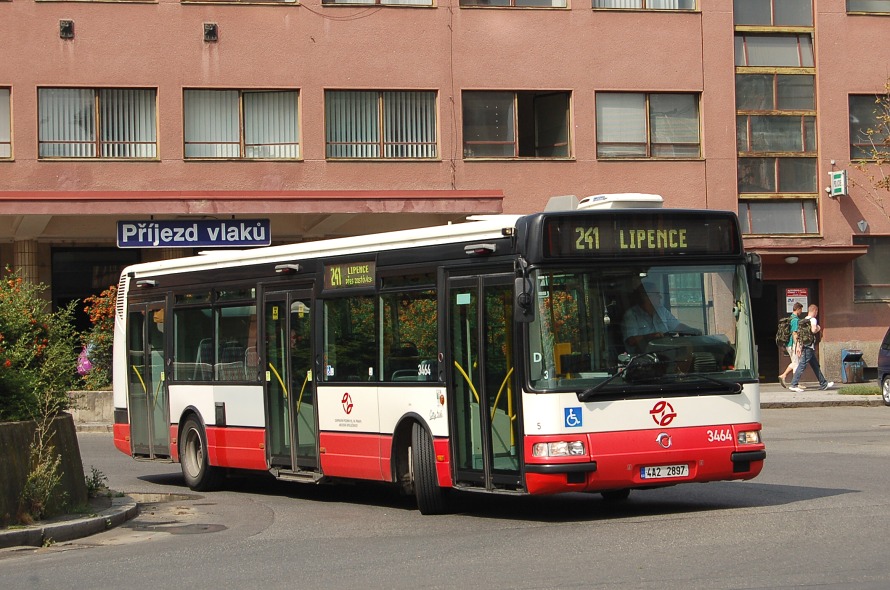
180,416,223,491
411,423,447,515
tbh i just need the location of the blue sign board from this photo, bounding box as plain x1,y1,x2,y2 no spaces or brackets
564,407,582,428
117,219,271,248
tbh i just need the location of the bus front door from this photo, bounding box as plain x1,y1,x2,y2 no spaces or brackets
447,275,521,491
264,289,318,473
126,301,170,458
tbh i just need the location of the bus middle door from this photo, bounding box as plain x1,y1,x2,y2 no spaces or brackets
446,274,521,491
263,288,318,474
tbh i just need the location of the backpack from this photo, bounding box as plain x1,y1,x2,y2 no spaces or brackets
797,318,815,347
775,316,792,348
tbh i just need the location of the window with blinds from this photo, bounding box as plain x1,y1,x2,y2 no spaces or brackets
593,0,695,8
184,89,300,159
0,88,9,159
37,88,157,159
325,90,437,159
596,92,700,159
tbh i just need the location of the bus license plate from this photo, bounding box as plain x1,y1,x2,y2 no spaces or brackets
640,464,689,480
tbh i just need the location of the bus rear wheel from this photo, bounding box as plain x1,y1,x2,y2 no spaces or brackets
180,416,223,491
411,422,447,515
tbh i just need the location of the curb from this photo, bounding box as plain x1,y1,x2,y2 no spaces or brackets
761,398,885,409
0,495,138,549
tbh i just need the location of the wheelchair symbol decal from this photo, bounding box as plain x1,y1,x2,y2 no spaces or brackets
564,407,582,428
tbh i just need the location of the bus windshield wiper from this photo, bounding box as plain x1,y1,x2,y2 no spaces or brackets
577,352,661,401
667,372,743,393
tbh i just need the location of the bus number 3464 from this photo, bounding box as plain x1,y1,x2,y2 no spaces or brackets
707,428,733,443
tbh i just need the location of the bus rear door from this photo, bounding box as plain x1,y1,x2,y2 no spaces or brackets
126,299,170,458
446,274,522,491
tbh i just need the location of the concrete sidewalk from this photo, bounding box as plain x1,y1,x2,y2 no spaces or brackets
0,495,138,550
759,380,885,408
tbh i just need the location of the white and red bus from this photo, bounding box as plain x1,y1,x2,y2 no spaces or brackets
113,194,765,514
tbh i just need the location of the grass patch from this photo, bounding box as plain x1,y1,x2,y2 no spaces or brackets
837,384,881,396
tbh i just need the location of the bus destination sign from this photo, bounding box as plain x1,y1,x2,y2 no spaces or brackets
324,261,376,290
543,213,739,258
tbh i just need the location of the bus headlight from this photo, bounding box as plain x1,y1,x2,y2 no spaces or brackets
532,441,586,457
737,430,761,445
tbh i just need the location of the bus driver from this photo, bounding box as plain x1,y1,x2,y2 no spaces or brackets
622,281,698,354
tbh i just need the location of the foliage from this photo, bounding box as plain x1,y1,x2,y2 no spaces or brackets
852,78,890,211
80,285,117,390
0,267,80,422
84,466,109,498
837,383,880,396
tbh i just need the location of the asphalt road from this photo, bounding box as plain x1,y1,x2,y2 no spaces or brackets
2,406,889,590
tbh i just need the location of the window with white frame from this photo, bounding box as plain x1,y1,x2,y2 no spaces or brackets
593,0,694,9
738,200,818,235
853,237,890,301
850,94,889,160
596,92,700,159
325,90,437,159
733,0,812,25
184,89,300,159
847,0,890,13
462,90,570,159
0,88,10,159
38,88,157,159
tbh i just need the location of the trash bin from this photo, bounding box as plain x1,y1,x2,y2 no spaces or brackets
841,349,864,383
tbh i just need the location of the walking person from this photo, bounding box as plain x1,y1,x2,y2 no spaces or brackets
789,304,834,392
778,302,804,388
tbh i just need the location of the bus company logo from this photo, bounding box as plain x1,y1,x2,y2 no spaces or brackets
341,393,354,415
655,433,672,449
649,400,676,427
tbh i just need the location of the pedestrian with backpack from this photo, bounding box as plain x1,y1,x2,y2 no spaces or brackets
778,302,804,388
789,304,834,392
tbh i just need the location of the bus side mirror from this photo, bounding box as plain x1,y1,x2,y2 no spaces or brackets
746,252,763,298
515,277,535,323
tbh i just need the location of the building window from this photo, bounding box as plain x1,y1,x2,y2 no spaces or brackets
736,74,814,111
462,91,570,159
850,94,888,160
854,237,890,301
325,90,437,159
0,88,9,159
847,0,890,13
184,89,299,159
593,0,694,8
733,0,812,25
461,0,565,6
734,34,814,67
738,157,817,193
323,0,431,4
738,200,818,234
38,88,157,159
596,92,700,159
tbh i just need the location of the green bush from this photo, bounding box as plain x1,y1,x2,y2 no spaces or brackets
0,267,79,422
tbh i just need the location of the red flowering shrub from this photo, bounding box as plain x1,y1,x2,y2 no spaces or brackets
0,267,78,422
80,285,116,390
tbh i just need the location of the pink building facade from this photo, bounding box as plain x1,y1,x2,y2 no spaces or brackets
1,0,889,382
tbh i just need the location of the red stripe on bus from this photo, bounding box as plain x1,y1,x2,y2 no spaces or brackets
434,438,453,487
319,432,387,481
205,426,268,471
113,423,131,456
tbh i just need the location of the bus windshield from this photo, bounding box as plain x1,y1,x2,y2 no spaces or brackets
527,263,756,393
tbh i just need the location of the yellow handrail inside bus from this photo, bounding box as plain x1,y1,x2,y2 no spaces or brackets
131,365,147,395
296,370,310,414
490,366,514,421
452,361,480,404
268,362,289,399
